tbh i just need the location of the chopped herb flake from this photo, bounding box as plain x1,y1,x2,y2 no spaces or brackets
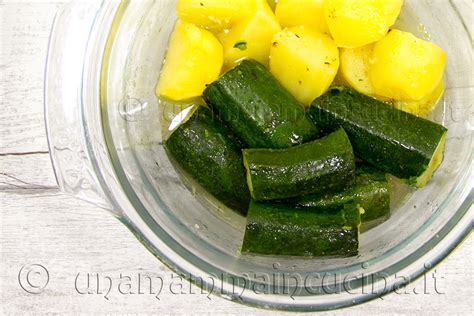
234,41,247,51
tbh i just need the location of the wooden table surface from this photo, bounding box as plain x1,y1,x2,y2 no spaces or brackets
1,1,472,314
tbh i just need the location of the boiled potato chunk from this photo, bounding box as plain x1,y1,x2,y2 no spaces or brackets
276,0,329,35
270,26,339,105
176,0,256,31
384,0,405,26
394,81,444,117
340,44,377,97
325,0,403,48
157,21,223,101
370,29,446,101
218,0,281,68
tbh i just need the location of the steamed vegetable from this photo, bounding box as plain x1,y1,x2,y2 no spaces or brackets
269,26,339,105
156,21,223,101
291,164,390,222
275,0,329,34
340,37,445,115
324,0,403,48
394,81,444,116
370,29,446,101
243,129,355,201
203,60,318,149
309,87,448,188
242,201,361,257
339,43,379,98
217,0,281,68
165,106,250,214
176,0,256,31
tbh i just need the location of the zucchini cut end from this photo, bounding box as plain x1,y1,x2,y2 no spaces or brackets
411,131,447,188
343,203,364,228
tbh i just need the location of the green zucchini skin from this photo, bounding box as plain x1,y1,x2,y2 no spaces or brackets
243,128,356,201
165,107,250,214
203,59,318,149
290,165,390,222
309,86,447,186
241,200,361,257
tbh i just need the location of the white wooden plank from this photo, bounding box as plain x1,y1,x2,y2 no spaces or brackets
0,2,63,154
0,190,472,315
0,153,57,190
452,0,474,35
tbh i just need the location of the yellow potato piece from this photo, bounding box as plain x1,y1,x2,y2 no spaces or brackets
156,21,223,101
340,44,377,97
218,0,281,69
270,26,339,105
384,0,405,25
176,0,256,31
370,29,446,101
325,0,403,48
394,81,444,117
276,0,329,35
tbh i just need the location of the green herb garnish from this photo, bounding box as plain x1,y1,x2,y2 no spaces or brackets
234,41,247,51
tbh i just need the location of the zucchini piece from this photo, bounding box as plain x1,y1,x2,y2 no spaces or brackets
241,200,361,257
203,59,318,149
309,86,448,188
243,128,356,201
291,165,390,222
165,106,250,214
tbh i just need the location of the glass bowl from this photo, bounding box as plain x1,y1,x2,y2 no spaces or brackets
45,0,473,311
